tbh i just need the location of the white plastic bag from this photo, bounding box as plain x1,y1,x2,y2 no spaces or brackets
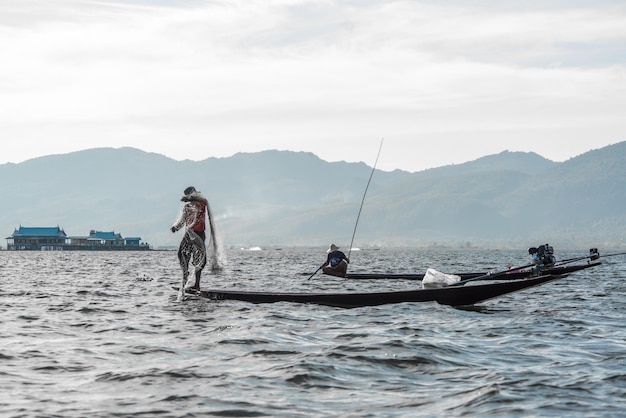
422,268,461,288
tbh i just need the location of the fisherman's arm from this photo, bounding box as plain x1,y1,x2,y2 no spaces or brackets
171,205,191,232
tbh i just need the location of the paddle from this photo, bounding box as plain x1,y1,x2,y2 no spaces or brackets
601,251,626,258
554,255,596,266
307,263,325,280
554,248,599,266
449,262,537,287
555,250,626,266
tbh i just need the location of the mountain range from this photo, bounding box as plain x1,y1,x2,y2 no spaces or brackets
1,142,624,250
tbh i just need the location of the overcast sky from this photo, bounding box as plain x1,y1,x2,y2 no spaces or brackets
1,0,624,172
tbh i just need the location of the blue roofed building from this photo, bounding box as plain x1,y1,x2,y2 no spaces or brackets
6,226,68,250
124,237,142,246
87,230,124,247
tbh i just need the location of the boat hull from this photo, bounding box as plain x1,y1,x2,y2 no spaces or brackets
344,262,599,281
189,274,565,308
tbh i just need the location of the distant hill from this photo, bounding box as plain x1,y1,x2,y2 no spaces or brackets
1,143,624,250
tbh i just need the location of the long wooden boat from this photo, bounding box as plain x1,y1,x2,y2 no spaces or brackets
343,262,600,281
181,274,568,308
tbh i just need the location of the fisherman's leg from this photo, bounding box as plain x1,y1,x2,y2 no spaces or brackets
336,260,348,277
191,263,205,289
190,237,207,290
192,270,201,290
178,238,193,288
177,244,189,273
322,265,345,278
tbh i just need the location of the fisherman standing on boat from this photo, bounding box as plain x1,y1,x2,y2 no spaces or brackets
322,244,350,277
171,186,208,290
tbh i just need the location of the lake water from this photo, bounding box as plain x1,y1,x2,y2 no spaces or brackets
1,247,625,417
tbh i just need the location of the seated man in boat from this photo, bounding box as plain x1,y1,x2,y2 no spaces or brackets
529,244,556,275
322,244,350,277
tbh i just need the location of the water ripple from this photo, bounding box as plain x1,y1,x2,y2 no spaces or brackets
0,249,624,417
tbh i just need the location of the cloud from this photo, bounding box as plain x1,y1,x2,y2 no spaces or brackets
0,0,624,170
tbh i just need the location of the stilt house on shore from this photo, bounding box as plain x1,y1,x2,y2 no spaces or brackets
5,226,150,251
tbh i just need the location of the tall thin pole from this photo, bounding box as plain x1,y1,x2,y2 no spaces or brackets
348,138,384,259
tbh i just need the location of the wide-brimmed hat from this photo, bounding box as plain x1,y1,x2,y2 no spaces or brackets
327,244,339,253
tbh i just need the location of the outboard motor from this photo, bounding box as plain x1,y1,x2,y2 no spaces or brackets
589,248,600,261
